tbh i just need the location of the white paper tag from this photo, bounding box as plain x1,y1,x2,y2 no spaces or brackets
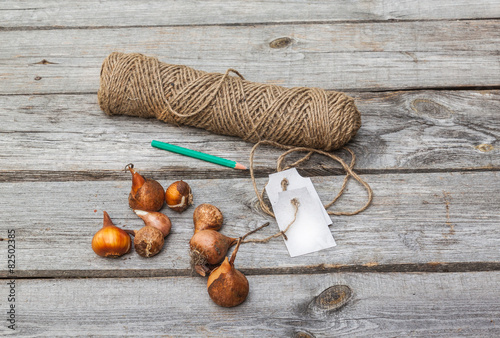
265,168,332,226
265,169,336,257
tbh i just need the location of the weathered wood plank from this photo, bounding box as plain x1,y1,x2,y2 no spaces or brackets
0,171,498,277
1,21,500,94
0,272,498,336
2,0,500,28
1,90,497,176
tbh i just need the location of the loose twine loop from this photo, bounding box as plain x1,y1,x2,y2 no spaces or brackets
249,140,373,218
242,140,373,244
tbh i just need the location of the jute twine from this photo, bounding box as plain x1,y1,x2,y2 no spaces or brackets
249,140,372,217
98,52,361,152
98,52,372,237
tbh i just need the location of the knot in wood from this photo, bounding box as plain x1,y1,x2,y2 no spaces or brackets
269,37,293,49
307,285,353,317
293,330,315,338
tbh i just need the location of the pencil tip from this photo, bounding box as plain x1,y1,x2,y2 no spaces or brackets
234,163,247,170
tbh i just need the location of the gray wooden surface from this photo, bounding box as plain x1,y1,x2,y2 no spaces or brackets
1,171,499,278
3,20,500,93
1,1,499,336
0,272,498,337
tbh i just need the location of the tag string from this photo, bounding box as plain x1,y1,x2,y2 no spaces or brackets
242,198,300,243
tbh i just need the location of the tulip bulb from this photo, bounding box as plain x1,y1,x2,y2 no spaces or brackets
207,246,249,307
166,180,193,212
134,210,171,237
92,211,131,258
128,226,165,258
126,163,165,212
193,203,223,233
189,230,237,275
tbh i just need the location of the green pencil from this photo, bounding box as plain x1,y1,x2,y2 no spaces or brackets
151,140,247,170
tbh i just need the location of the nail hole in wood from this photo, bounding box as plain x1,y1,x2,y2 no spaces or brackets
34,76,42,81
269,37,293,49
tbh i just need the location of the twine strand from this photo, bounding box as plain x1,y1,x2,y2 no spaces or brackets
243,198,300,244
249,140,373,219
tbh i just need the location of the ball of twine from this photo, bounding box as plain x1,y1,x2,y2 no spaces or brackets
98,52,361,151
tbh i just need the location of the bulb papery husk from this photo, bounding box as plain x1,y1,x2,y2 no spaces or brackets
127,164,165,212
166,180,193,212
128,165,146,194
128,178,165,212
189,250,223,277
92,211,131,258
133,226,165,258
102,210,115,227
134,209,171,237
207,257,249,308
193,204,223,233
189,230,237,266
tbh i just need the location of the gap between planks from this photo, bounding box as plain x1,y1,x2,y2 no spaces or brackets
2,17,500,32
2,85,500,96
2,262,500,279
1,166,500,183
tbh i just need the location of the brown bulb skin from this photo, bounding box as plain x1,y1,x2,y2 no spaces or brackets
193,204,223,233
207,257,249,307
92,211,131,258
166,180,193,212
134,226,164,258
189,230,237,265
127,166,165,212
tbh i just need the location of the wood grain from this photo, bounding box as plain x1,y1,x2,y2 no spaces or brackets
1,90,497,178
0,171,498,277
2,0,500,28
1,272,498,336
1,21,500,94
1,1,499,336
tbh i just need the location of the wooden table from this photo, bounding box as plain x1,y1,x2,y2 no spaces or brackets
1,1,500,336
